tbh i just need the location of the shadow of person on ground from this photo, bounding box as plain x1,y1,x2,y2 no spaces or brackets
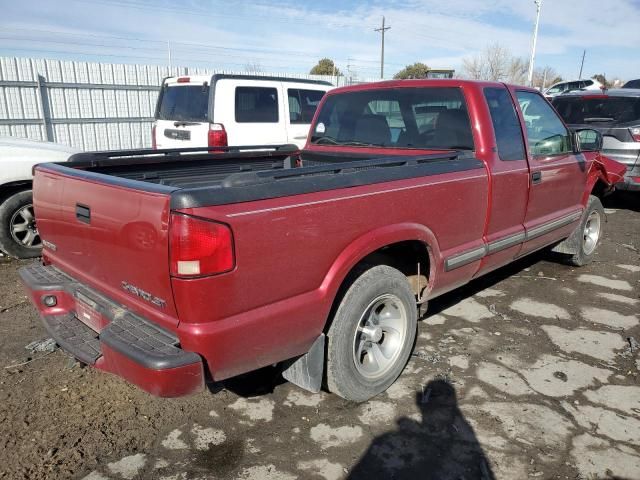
348,380,495,480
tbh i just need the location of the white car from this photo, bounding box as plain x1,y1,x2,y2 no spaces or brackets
0,137,81,258
544,79,603,99
153,74,332,150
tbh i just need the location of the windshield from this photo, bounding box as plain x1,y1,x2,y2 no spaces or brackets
310,87,474,150
157,84,210,122
553,96,640,126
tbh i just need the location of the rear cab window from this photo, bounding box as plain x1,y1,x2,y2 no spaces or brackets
310,87,474,150
288,89,324,124
235,87,279,123
157,83,210,122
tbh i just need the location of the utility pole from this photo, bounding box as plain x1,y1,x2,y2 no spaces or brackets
578,50,586,78
527,0,542,87
167,41,172,69
374,16,391,79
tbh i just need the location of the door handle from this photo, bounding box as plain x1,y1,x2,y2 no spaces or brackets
531,171,543,185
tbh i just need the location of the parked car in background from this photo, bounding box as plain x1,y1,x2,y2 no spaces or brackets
21,80,624,401
552,89,640,191
0,137,81,258
152,74,332,150
544,79,602,99
623,79,640,89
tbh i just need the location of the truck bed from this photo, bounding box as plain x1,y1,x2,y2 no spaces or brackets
51,146,483,209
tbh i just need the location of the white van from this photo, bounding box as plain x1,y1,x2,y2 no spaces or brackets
153,74,332,150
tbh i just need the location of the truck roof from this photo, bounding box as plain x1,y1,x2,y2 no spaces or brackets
163,73,333,87
326,78,537,95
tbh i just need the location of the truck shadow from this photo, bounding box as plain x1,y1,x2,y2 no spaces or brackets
425,249,549,317
348,380,495,480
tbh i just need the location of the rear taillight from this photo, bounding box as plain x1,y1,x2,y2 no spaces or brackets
208,123,228,148
631,127,640,142
177,77,190,83
151,124,157,149
169,213,234,277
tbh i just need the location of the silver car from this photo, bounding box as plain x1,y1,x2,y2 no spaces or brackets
553,89,640,191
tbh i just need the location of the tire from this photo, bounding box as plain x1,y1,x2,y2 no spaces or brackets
567,195,605,267
326,265,417,402
0,190,42,259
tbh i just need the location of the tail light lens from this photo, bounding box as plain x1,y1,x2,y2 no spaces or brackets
151,124,157,149
169,213,234,277
208,123,228,149
631,127,640,142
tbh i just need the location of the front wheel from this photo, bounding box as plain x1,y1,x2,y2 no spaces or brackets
0,190,42,259
567,195,605,267
326,265,417,402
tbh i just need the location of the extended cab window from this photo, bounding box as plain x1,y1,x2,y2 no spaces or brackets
516,91,571,156
288,89,324,124
235,87,279,123
157,85,209,122
311,87,474,150
483,87,526,161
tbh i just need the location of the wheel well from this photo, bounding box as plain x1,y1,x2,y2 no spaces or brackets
324,240,431,334
358,240,431,298
0,181,32,204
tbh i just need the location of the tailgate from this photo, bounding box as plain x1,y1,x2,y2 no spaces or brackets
33,165,180,329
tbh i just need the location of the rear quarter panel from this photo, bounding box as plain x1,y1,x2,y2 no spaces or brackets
174,168,488,379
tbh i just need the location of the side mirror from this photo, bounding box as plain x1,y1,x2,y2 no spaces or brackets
573,128,603,153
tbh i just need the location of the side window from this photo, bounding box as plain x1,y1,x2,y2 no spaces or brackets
516,91,571,156
583,80,593,87
483,87,526,161
235,87,279,123
568,81,581,91
288,89,324,124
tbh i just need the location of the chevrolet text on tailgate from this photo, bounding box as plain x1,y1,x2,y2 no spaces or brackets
21,80,626,401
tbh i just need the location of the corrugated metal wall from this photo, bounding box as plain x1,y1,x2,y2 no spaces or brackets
0,57,344,151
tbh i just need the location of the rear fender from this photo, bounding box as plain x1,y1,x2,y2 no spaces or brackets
320,222,440,303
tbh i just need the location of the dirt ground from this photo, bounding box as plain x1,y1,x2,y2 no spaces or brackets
0,193,638,480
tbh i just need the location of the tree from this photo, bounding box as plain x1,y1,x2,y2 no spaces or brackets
592,74,613,89
244,61,263,75
533,66,561,89
393,62,430,80
310,58,341,76
462,44,510,82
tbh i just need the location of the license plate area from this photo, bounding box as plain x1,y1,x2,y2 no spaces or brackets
75,291,108,332
164,129,191,141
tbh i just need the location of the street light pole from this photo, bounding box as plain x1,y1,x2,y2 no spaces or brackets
527,0,542,87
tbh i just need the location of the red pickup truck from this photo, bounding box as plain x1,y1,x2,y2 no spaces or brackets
21,80,625,402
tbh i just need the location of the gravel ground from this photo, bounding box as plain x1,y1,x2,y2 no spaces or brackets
0,193,638,480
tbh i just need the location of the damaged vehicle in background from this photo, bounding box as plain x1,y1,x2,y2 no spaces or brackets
553,88,640,191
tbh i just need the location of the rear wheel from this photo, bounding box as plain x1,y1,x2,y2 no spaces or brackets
0,190,42,259
326,265,417,402
567,195,604,267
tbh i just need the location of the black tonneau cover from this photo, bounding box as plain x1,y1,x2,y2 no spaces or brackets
41,145,484,210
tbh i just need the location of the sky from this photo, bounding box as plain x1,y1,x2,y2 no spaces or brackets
1,0,639,82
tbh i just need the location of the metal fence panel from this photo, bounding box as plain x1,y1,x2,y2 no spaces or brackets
0,56,369,150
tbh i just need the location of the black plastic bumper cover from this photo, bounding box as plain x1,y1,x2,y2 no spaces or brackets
20,263,201,370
